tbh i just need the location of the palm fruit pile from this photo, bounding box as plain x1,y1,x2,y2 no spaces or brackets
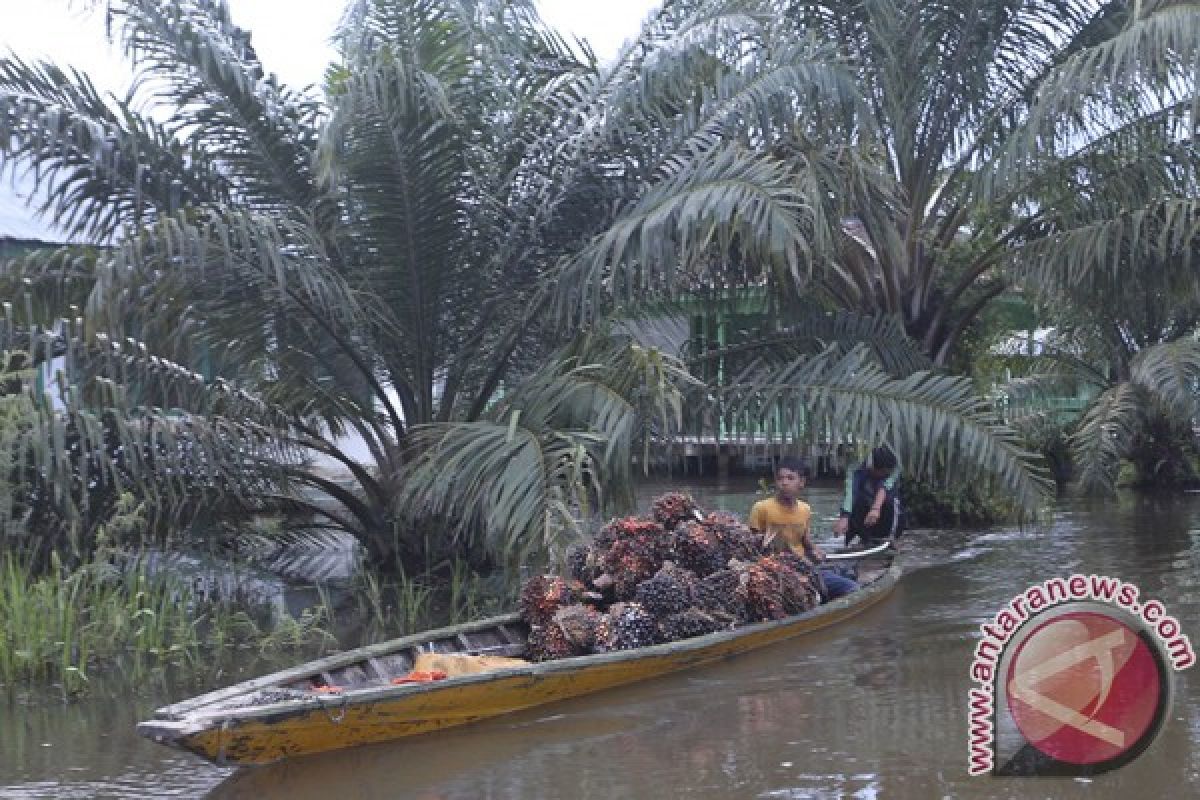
652,491,698,528
518,492,824,662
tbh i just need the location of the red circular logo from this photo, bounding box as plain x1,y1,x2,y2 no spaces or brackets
1005,610,1163,766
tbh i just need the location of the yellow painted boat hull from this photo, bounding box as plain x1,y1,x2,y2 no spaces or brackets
139,562,900,765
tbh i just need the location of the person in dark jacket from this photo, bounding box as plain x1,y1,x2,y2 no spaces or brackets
832,446,902,548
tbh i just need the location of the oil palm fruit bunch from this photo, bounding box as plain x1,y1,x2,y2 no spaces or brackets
693,568,748,621
672,522,727,576
651,492,697,529
603,534,664,600
566,542,601,585
527,622,575,662
734,559,789,621
702,514,763,562
552,604,603,652
657,561,699,599
660,608,726,642
519,575,582,627
596,516,671,558
771,551,813,578
607,602,660,650
760,555,819,614
591,614,615,653
771,552,825,606
633,562,694,618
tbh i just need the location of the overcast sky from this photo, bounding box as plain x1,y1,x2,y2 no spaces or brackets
0,0,661,93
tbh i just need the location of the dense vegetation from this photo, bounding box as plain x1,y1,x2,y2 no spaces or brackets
0,1,1196,682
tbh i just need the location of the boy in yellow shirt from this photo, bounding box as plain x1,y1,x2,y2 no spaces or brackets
748,457,857,600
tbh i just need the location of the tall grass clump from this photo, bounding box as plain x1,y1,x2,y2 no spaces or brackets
0,551,337,695
0,552,200,693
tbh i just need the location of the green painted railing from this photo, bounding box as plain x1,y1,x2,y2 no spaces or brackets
994,394,1091,424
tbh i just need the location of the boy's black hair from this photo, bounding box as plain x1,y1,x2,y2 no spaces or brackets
776,455,810,477
868,446,897,470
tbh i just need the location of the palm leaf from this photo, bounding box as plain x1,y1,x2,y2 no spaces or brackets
1129,337,1200,419
396,329,695,560
709,344,1052,513
394,420,600,563
558,145,816,323
1011,197,1200,296
1070,382,1143,494
107,0,327,213
686,310,932,377
0,55,230,243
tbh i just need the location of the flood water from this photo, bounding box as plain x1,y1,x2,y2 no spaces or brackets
2,482,1197,798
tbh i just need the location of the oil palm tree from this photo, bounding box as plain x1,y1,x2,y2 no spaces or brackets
765,0,1200,366
1,0,1049,568
998,254,1200,493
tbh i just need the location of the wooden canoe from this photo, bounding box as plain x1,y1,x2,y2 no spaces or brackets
138,556,900,766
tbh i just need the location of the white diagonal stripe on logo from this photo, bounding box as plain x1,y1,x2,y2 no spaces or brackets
1007,629,1129,748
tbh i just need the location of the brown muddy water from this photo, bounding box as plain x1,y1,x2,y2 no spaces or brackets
2,483,1197,798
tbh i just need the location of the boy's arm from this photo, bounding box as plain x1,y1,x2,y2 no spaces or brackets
748,502,764,531
864,486,888,526
802,514,824,561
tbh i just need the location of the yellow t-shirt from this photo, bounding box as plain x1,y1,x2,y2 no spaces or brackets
748,497,811,556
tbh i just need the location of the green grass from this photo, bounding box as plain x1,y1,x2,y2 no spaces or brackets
0,552,335,695
342,559,518,643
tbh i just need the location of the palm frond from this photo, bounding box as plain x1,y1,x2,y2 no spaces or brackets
710,344,1052,512
1011,197,1200,295
394,421,599,562
686,310,932,377
396,328,695,560
557,145,815,323
506,329,696,484
1070,382,1143,494
78,208,400,431
231,527,363,583
107,0,326,213
321,19,471,422
0,55,230,243
981,3,1200,201
1129,337,1200,419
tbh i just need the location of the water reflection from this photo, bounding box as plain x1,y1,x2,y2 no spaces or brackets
3,484,1198,799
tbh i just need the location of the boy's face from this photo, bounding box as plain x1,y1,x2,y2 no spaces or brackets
775,467,805,498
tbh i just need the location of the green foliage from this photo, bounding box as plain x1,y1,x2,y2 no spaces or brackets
709,343,1052,513
447,558,518,624
0,350,36,534
900,477,1014,528
0,0,1055,571
0,547,334,694
0,494,336,693
0,328,288,568
1064,337,1200,494
772,0,1200,366
343,559,516,642
1118,412,1200,489
1010,412,1076,493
